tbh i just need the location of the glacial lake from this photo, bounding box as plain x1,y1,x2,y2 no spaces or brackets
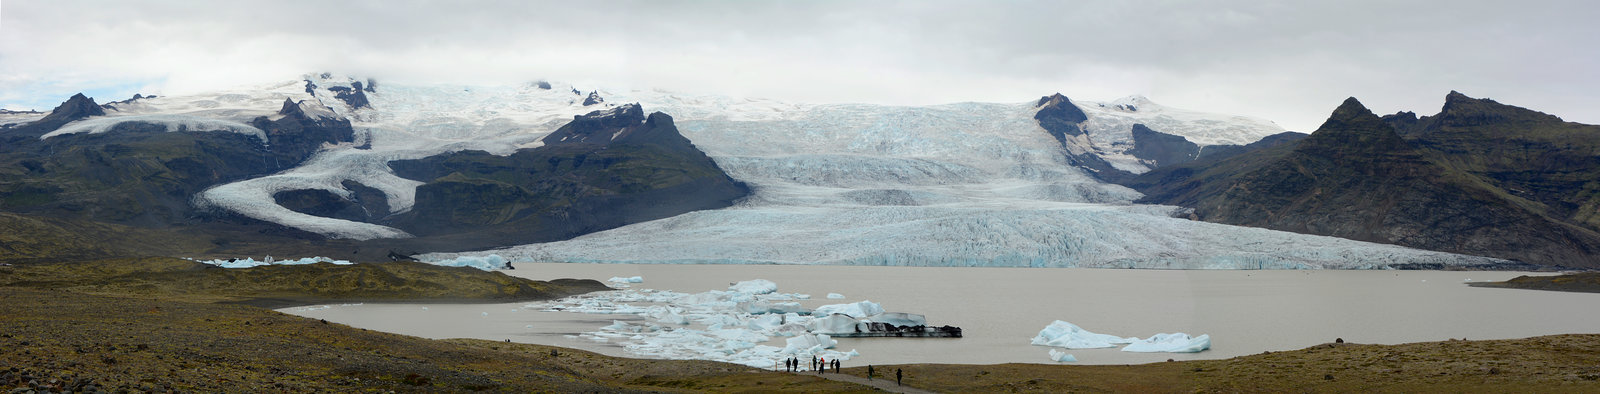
281,263,1600,366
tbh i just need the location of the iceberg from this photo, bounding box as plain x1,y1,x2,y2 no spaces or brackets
1031,320,1211,353
782,333,837,354
193,256,351,268
865,312,926,327
826,293,845,299
1030,321,1137,349
1048,349,1077,363
608,276,644,284
427,254,508,270
1122,333,1211,353
813,300,884,319
729,279,779,295
806,314,862,334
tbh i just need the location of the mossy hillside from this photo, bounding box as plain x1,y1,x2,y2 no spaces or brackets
0,127,301,226
1393,92,1600,231
0,212,218,263
1469,272,1600,293
0,257,609,306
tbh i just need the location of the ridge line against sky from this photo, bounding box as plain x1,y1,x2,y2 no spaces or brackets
2,0,1597,131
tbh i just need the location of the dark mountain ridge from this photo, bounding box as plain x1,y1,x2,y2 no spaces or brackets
380,103,749,252
1132,93,1600,268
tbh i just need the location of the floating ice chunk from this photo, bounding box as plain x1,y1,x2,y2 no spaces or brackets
711,328,769,344
481,312,489,317
770,302,808,315
807,314,861,334
1030,321,1138,349
782,333,836,354
748,314,786,331
1122,333,1210,353
194,256,353,268
729,279,779,294
696,314,744,327
813,300,884,318
674,291,731,307
773,322,809,337
608,276,644,283
656,312,690,325
426,254,508,270
865,312,926,327
826,293,845,299
1049,349,1077,362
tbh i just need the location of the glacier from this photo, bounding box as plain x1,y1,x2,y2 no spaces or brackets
63,74,1510,269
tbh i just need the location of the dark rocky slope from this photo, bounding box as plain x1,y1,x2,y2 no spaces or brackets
0,94,361,261
1032,93,1260,182
1132,95,1600,268
385,104,749,252
0,95,354,228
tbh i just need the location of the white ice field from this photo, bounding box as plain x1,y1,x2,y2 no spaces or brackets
42,75,1507,268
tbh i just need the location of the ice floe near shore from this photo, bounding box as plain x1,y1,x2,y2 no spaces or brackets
1032,320,1210,360
530,278,937,369
192,256,351,268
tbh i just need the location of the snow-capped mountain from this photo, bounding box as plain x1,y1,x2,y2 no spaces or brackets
3,74,1508,268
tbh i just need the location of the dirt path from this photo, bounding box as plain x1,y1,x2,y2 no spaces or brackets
790,370,937,394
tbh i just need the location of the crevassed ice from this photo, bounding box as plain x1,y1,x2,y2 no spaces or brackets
127,78,1505,270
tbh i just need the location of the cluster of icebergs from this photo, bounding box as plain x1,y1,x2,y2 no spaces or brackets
1031,320,1210,362
527,278,932,369
191,256,352,268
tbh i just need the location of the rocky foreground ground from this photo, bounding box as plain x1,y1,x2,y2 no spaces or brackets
2,260,1599,392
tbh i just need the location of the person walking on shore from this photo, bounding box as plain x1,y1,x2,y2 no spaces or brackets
867,365,874,380
832,359,840,373
818,357,825,374
896,368,902,386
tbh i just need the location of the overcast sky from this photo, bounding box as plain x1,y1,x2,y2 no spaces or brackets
3,0,1597,131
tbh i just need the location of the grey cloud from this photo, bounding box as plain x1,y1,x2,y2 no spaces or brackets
2,0,1598,130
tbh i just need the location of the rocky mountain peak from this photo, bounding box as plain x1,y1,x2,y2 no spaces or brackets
16,93,108,134
1318,97,1385,131
49,93,106,119
278,98,304,117
1033,93,1088,130
1109,95,1153,112
1298,97,1415,157
583,91,605,106
1436,91,1563,127
541,103,654,145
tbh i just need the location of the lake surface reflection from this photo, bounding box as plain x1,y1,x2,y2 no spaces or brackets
281,264,1600,365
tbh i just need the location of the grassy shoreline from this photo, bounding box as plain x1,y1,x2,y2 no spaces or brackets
4,258,1599,392
1469,272,1600,293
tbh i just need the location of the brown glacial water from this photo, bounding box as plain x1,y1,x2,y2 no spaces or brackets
282,263,1600,365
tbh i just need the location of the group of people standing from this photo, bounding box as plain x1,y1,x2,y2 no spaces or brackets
780,357,904,387
780,355,841,373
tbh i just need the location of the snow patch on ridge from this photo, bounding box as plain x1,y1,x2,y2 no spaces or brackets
44,114,268,141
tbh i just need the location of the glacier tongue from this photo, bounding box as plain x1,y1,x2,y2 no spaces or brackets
154,77,1505,268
